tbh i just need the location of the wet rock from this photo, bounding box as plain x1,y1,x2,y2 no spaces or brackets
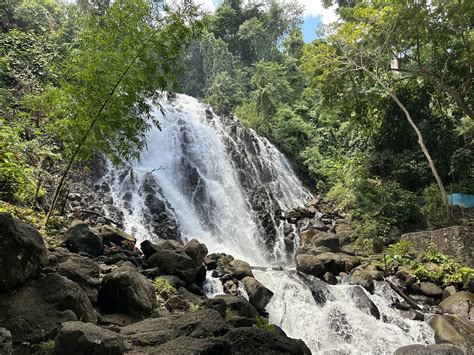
323,272,337,285
430,315,474,351
224,259,254,280
0,213,48,290
348,286,380,319
242,276,273,312
65,222,103,256
348,269,375,293
53,321,125,355
99,225,136,246
99,266,156,316
223,327,311,355
140,240,159,259
0,273,96,343
439,291,474,319
0,328,12,355
296,254,325,278
150,336,231,355
215,295,258,319
400,310,424,321
394,344,465,355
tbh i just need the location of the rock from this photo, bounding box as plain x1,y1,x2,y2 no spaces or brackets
315,252,360,275
412,281,443,298
140,240,159,259
99,314,134,327
178,287,206,306
150,336,231,354
348,286,380,319
223,327,311,355
0,274,96,343
401,226,474,267
286,207,315,221
148,240,202,283
195,264,207,284
430,315,474,351
121,317,175,347
159,275,187,290
323,272,337,285
99,266,156,316
99,225,136,246
183,238,208,265
56,253,100,303
53,321,125,355
296,254,325,278
164,295,190,312
443,285,458,300
0,328,12,355
334,220,355,245
313,232,340,252
463,275,474,293
242,276,274,312
439,291,474,319
394,344,465,355
215,295,258,319
224,259,254,280
65,222,103,256
395,266,418,288
348,269,374,293
0,213,47,290
341,244,356,255
400,310,424,321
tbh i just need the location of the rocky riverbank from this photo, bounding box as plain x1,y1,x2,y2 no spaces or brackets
0,212,310,354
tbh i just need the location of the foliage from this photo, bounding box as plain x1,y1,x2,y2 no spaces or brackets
153,277,175,294
421,184,446,228
254,315,278,333
383,240,415,269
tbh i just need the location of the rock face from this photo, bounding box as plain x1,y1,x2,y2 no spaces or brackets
401,226,474,267
223,327,311,355
0,274,96,343
54,321,125,355
439,291,474,319
65,222,104,256
430,315,474,351
242,276,274,312
296,254,325,278
394,344,465,355
99,266,156,316
148,239,207,283
0,213,47,290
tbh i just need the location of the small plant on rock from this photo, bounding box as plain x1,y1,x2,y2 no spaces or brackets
254,315,278,334
153,277,175,295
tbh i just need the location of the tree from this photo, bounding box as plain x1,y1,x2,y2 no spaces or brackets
42,0,202,223
302,4,453,223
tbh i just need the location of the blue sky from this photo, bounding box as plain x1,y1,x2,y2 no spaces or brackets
202,0,336,43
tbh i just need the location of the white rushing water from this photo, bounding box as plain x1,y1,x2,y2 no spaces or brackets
106,94,434,354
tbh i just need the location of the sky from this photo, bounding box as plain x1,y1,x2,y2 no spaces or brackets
195,0,337,42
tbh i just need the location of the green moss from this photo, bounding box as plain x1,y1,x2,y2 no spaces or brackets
153,277,175,293
254,315,278,333
39,340,55,354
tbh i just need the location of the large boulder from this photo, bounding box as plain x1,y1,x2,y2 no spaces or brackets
53,321,125,355
296,254,325,278
242,276,274,312
148,240,204,283
348,286,380,319
214,295,258,319
348,269,375,294
98,225,136,246
140,240,159,259
99,266,156,316
439,291,474,319
223,327,311,355
401,226,474,267
54,253,100,303
150,336,231,354
315,252,360,275
394,344,465,355
430,315,474,351
0,213,47,290
65,222,103,256
224,259,254,280
183,238,208,265
412,281,443,298
0,274,96,343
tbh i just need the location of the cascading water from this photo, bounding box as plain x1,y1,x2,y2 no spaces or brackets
105,94,434,354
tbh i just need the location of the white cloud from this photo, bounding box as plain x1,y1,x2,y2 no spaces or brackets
295,1,337,24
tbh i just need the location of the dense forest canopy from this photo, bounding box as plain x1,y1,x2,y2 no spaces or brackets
0,0,473,252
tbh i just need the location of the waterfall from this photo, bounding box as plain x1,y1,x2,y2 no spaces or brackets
105,94,434,354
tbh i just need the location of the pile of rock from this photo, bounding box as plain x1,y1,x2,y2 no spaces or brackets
0,212,309,354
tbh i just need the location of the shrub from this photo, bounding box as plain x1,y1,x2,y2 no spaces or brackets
153,277,174,294
422,184,446,228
